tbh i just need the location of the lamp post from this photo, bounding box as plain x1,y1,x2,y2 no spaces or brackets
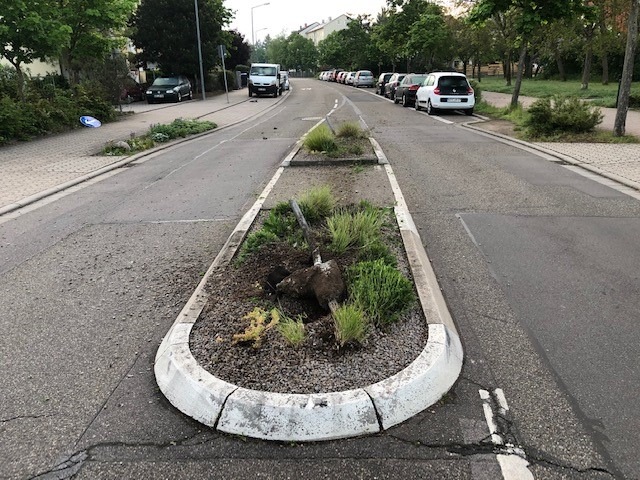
251,2,270,45
194,0,206,100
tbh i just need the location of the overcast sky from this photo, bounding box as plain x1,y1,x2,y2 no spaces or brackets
223,0,389,43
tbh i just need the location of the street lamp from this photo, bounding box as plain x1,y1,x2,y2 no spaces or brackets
194,0,206,100
254,27,268,42
251,2,270,45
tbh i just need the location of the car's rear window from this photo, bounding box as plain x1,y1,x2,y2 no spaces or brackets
153,77,179,86
359,71,373,77
438,76,469,88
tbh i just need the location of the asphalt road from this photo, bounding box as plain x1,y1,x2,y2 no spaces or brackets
1,78,638,479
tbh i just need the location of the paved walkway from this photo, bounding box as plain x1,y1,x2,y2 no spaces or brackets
1,88,639,215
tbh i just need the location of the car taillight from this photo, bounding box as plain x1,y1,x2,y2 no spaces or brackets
409,84,419,91
433,87,441,95
467,86,474,95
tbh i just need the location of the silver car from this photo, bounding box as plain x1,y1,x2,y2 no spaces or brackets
353,70,374,88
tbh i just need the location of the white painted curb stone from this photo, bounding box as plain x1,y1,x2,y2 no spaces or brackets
218,388,379,441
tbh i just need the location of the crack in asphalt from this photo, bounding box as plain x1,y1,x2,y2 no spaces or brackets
0,413,55,424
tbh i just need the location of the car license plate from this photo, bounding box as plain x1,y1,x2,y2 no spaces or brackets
258,88,266,91
154,94,164,98
448,98,461,103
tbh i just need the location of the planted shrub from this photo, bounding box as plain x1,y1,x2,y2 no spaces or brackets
149,118,216,139
304,124,337,153
469,79,482,103
347,259,415,326
526,96,603,137
333,303,368,347
298,185,336,223
277,312,306,348
327,207,383,255
237,230,279,262
233,307,279,348
336,121,365,138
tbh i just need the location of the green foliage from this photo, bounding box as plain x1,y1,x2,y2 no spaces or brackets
469,79,482,103
347,259,415,326
336,122,365,139
149,118,216,138
358,238,397,267
327,207,383,255
304,124,337,153
332,303,369,347
277,312,306,348
238,230,279,261
130,0,232,76
262,209,298,238
298,186,336,224
525,96,603,137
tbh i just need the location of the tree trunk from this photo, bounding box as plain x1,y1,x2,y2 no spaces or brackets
504,53,512,85
614,0,639,136
510,42,527,109
477,60,482,82
601,54,609,85
556,56,566,81
581,46,592,90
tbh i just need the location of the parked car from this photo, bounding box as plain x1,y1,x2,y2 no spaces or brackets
328,69,343,82
281,71,290,90
376,72,393,95
394,73,427,107
337,71,349,84
415,72,475,115
120,77,146,103
346,72,356,85
353,70,374,88
384,73,406,100
146,75,192,103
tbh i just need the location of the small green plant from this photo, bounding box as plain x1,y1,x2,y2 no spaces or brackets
525,96,603,137
237,230,279,262
352,164,365,174
298,185,336,223
327,207,383,254
277,312,306,348
336,121,365,138
304,124,337,153
347,259,415,326
233,307,279,348
358,238,397,266
332,303,368,347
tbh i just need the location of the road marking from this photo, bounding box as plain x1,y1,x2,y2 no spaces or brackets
479,389,534,480
301,117,322,121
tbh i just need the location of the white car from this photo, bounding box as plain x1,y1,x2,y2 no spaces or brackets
415,72,475,116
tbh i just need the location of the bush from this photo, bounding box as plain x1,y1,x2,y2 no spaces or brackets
149,118,216,139
298,185,336,223
336,121,365,138
304,124,337,153
469,79,482,103
333,303,368,347
525,96,603,137
347,259,415,326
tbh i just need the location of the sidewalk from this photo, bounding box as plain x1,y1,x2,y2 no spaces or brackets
0,88,279,214
478,91,640,190
1,88,639,216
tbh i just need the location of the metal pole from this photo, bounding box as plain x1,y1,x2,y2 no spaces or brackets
221,47,229,104
194,0,206,100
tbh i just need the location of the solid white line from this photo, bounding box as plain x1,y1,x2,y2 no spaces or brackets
479,389,503,445
495,388,509,414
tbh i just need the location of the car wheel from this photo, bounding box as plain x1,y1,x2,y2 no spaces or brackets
402,94,409,107
188,90,193,100
427,100,436,115
464,108,474,116
414,99,421,111
248,88,253,97
393,93,399,104
176,92,182,102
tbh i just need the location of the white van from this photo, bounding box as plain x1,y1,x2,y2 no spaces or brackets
248,63,284,98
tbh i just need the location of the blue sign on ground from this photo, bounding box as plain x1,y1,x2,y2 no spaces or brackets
80,116,101,128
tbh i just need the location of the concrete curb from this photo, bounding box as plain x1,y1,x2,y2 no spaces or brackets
154,134,464,441
462,120,640,192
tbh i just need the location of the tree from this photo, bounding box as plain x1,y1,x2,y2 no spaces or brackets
226,30,251,69
406,3,451,71
130,0,231,79
57,0,138,84
470,0,583,108
318,31,351,68
283,33,318,71
614,0,639,136
0,0,70,98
